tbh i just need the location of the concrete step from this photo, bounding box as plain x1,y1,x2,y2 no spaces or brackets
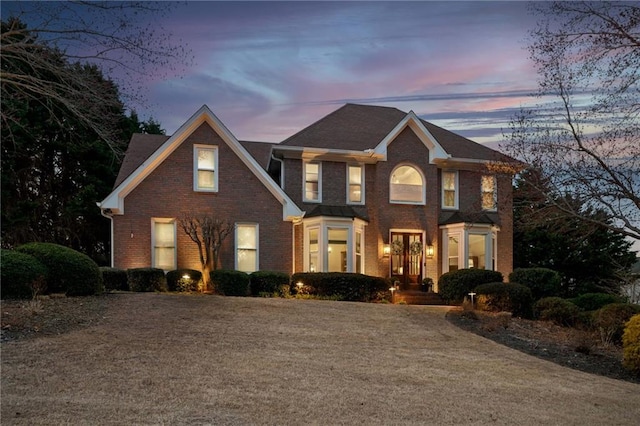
394,291,446,305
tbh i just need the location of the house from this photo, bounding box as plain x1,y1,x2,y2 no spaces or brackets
99,104,516,293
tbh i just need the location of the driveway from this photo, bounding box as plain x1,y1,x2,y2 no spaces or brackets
2,293,639,425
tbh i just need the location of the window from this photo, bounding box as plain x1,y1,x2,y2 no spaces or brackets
303,161,321,202
347,165,364,204
355,231,363,274
308,228,319,272
327,227,348,272
442,224,498,273
236,224,258,273
481,175,497,210
152,219,176,270
442,171,458,209
303,218,366,273
194,146,218,191
390,165,425,204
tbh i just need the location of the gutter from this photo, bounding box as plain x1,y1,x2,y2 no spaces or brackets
98,203,115,267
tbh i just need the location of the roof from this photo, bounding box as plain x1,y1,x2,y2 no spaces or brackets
279,103,512,163
114,134,169,188
305,205,369,222
439,211,500,226
239,140,276,170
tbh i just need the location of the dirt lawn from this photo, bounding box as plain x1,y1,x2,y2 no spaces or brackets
2,293,639,425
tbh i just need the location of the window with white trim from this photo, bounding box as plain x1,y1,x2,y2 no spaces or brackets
194,145,218,191
303,161,321,202
303,218,366,273
442,224,498,273
390,165,425,204
442,171,458,209
347,164,364,204
236,224,258,273
152,219,176,270
481,175,497,211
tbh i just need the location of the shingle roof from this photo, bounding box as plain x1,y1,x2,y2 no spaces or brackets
280,104,405,151
280,103,511,162
305,205,369,222
239,140,276,170
113,133,169,189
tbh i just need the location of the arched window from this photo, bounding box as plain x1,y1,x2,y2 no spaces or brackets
390,165,425,204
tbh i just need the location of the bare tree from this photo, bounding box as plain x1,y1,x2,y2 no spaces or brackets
180,213,234,291
1,1,192,152
504,2,640,241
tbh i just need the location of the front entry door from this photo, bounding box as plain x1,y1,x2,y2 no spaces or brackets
390,232,423,290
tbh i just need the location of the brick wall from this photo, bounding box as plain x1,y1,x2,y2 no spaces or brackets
112,123,292,273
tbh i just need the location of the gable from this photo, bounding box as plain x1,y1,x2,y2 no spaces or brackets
99,105,303,221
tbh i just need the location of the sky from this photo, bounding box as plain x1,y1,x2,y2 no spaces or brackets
152,1,540,146
2,1,542,147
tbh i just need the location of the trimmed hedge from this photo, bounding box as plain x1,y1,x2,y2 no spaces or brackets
291,272,388,302
100,267,128,291
1,249,48,299
211,270,250,296
508,268,561,300
474,282,533,318
570,293,626,311
534,297,581,326
16,242,103,296
167,269,202,292
622,314,640,374
438,269,503,304
249,271,290,297
127,268,167,292
594,303,640,346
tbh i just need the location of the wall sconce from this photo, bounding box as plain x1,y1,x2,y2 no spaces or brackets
426,245,434,258
383,244,391,257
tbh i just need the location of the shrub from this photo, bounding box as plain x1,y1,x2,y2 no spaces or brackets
127,268,167,292
16,242,103,296
474,282,533,318
211,270,250,296
594,303,640,346
100,267,128,291
166,269,202,292
534,297,581,326
438,269,503,304
249,271,290,297
570,293,626,311
509,268,561,300
1,249,48,299
622,314,640,374
291,272,388,302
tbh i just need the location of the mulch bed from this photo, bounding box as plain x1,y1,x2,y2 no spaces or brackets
446,308,640,384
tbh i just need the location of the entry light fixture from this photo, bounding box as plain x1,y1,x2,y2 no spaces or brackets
383,244,391,257
426,245,435,258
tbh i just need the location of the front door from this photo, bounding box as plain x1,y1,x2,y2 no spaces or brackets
390,232,423,290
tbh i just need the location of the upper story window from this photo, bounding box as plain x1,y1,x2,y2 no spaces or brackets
442,171,458,210
481,175,497,211
194,145,218,192
347,164,364,204
390,164,425,204
303,161,321,202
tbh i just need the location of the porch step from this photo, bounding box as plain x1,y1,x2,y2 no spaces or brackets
394,291,446,305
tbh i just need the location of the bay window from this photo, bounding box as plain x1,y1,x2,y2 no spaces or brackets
303,218,366,273
441,223,498,273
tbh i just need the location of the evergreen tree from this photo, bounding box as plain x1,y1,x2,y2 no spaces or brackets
513,170,637,297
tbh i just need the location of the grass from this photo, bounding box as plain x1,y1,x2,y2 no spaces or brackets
2,293,639,425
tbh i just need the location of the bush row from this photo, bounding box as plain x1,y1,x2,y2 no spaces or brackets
474,282,533,318
291,272,388,302
1,244,103,299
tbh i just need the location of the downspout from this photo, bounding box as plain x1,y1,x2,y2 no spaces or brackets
98,203,115,267
271,153,285,189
